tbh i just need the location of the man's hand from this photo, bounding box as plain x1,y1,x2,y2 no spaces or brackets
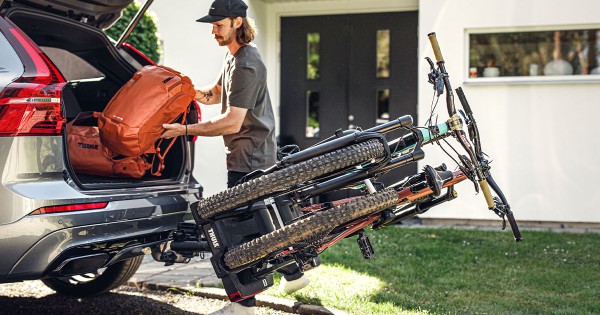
161,123,185,139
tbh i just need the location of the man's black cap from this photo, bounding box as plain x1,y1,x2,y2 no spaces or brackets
196,0,248,23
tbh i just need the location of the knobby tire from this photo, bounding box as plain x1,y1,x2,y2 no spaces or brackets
195,140,386,220
224,188,398,269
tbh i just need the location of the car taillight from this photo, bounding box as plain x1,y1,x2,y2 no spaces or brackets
30,202,109,215
191,100,202,142
0,17,66,136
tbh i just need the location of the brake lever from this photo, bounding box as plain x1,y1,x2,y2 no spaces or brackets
426,57,444,97
458,109,468,122
458,109,479,152
490,197,508,230
486,174,523,242
425,56,436,69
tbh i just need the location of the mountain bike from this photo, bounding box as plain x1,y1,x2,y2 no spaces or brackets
155,32,522,302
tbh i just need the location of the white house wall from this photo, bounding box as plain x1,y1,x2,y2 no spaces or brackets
418,0,600,223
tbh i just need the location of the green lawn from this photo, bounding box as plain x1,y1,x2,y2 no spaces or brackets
265,227,600,315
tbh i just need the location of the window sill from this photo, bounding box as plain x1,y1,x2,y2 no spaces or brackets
464,75,600,86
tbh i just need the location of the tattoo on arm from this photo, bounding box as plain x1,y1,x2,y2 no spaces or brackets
201,90,213,102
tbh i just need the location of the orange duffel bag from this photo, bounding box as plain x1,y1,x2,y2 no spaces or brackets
67,112,151,179
98,65,196,158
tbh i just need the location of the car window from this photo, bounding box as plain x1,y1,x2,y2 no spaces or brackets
41,46,105,81
0,32,23,86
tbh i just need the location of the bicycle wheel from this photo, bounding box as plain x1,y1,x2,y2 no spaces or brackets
195,139,386,220
224,187,398,269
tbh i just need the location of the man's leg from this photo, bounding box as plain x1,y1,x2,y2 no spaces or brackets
228,171,312,294
211,171,257,315
238,298,256,307
227,171,248,188
278,263,311,294
210,297,256,315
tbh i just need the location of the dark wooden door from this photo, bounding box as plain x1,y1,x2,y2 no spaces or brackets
280,11,419,186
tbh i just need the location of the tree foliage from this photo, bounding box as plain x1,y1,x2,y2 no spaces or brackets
104,2,161,63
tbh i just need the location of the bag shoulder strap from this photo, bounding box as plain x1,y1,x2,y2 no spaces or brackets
150,108,189,176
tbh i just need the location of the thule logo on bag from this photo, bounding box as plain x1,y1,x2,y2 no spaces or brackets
207,228,220,249
77,142,98,150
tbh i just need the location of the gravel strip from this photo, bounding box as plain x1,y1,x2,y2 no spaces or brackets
0,280,293,315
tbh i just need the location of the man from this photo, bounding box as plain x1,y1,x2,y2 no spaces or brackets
161,1,309,314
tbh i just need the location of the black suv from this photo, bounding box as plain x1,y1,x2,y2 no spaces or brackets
0,0,201,296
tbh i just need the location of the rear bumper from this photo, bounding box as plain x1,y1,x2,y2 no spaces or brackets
0,193,198,282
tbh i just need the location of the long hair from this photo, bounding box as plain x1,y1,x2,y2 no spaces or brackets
236,17,256,44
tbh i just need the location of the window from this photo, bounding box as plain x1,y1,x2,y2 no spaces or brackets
468,28,600,79
307,33,320,80
0,32,23,82
376,89,390,124
376,29,390,78
305,90,320,138
41,47,104,81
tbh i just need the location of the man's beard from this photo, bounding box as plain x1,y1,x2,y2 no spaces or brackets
215,30,236,46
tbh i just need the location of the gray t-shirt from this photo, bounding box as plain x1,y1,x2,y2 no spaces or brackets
219,44,277,173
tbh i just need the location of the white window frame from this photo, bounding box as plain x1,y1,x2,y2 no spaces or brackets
464,24,600,85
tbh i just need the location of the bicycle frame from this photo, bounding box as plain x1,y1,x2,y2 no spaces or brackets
283,170,468,255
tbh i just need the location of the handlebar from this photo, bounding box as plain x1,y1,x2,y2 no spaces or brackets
426,32,522,242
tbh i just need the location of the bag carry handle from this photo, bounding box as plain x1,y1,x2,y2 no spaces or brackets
69,111,101,127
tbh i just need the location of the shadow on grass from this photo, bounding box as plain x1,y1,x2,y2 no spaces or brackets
0,289,201,314
290,294,323,307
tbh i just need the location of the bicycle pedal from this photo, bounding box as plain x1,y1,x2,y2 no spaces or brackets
300,256,321,272
357,233,375,259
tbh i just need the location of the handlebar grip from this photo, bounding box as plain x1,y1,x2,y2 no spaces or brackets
427,32,444,63
455,87,473,115
506,211,524,242
479,180,495,209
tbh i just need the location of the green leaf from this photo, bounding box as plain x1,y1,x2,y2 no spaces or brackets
104,2,161,63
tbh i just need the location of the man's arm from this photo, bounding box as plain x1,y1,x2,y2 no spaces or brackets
160,105,247,139
195,83,222,105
